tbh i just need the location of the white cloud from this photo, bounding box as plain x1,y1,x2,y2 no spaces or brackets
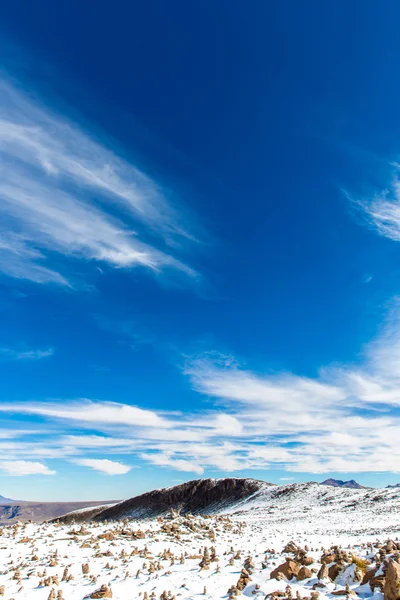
74,458,132,475
0,78,198,285
2,306,400,476
0,399,168,428
62,435,137,448
358,176,400,241
0,347,53,360
181,310,400,474
141,452,204,475
0,460,55,476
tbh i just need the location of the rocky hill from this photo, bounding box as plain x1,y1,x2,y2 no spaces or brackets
58,478,272,523
58,478,400,538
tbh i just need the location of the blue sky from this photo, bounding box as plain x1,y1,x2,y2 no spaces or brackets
1,0,400,500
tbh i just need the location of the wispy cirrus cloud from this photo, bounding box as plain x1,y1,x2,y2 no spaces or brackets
349,161,400,243
0,77,198,286
0,347,53,360
357,175,400,241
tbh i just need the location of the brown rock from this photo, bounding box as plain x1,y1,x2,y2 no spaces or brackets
297,566,313,581
270,560,300,581
384,560,400,600
317,564,330,581
364,566,386,593
89,585,112,598
361,567,378,586
284,542,300,554
328,563,343,581
321,553,336,564
236,568,252,591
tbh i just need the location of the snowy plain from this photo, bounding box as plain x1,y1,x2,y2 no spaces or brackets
0,481,398,600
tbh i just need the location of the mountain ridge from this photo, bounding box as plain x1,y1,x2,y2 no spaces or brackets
0,500,118,524
57,477,400,532
320,478,366,489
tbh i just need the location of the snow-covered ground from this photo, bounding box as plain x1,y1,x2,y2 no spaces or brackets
0,482,398,599
224,482,400,539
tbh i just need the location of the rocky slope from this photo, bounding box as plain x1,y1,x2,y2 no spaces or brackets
222,480,400,537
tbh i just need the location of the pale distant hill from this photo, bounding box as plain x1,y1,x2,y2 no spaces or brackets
321,478,366,489
0,494,15,504
0,500,118,524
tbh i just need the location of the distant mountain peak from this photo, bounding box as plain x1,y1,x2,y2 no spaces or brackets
386,483,400,488
0,494,14,504
320,478,365,489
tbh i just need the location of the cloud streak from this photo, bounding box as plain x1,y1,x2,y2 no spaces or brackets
2,304,400,477
0,77,198,286
0,460,55,476
358,174,400,241
73,458,132,475
0,347,53,360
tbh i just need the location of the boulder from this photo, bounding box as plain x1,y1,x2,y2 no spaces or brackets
321,553,336,564
270,560,300,581
89,585,113,599
361,567,378,586
297,566,313,581
283,542,300,554
384,560,400,600
329,562,346,581
317,564,330,581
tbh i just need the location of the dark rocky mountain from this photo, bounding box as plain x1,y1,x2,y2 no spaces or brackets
0,494,15,504
0,500,117,524
387,483,400,488
59,478,273,523
321,478,366,489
